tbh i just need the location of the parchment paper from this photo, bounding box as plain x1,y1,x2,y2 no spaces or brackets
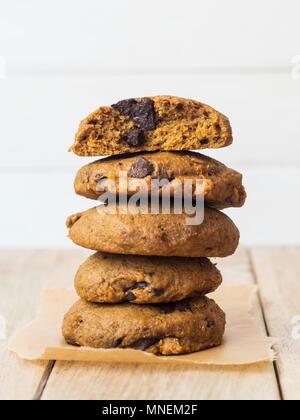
8,285,275,365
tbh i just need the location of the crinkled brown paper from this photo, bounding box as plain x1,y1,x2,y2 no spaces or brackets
8,285,275,365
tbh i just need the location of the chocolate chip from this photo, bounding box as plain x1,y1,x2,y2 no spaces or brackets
132,98,156,130
121,128,145,147
112,98,137,115
80,135,89,144
129,157,155,178
88,119,98,125
205,318,215,328
65,338,80,347
112,338,123,348
152,288,165,297
200,138,209,145
225,196,233,205
112,97,157,130
129,336,163,351
175,103,185,111
158,301,191,314
124,292,137,302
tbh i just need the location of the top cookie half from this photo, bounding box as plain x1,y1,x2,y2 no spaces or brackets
70,96,233,156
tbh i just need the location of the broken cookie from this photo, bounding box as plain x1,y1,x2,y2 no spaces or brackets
70,96,233,156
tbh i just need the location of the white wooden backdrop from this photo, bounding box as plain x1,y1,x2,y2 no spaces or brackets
0,0,299,247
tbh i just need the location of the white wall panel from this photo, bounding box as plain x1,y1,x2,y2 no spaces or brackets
0,0,299,70
0,1,299,247
0,73,299,168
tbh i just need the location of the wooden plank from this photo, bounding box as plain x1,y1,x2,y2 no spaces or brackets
0,249,89,400
0,251,48,400
41,248,280,400
250,246,300,400
42,362,278,401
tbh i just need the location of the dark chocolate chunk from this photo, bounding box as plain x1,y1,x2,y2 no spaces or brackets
129,157,155,178
121,128,145,147
129,336,163,351
205,318,215,328
158,301,191,314
175,103,185,111
65,338,81,347
131,98,156,130
200,138,209,145
112,97,156,130
214,123,221,132
88,119,99,125
152,288,165,297
124,292,137,302
112,98,137,115
112,338,123,348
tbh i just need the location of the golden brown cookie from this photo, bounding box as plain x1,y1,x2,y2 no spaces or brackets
70,96,232,156
66,205,240,257
62,296,226,355
74,151,246,209
75,252,222,304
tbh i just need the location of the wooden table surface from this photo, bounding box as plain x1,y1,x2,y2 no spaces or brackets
0,247,299,400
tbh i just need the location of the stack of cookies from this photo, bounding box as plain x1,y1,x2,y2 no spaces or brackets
63,96,246,356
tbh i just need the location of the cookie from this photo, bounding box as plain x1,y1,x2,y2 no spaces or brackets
75,252,222,304
66,205,240,257
74,151,246,209
62,296,226,355
70,96,232,156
